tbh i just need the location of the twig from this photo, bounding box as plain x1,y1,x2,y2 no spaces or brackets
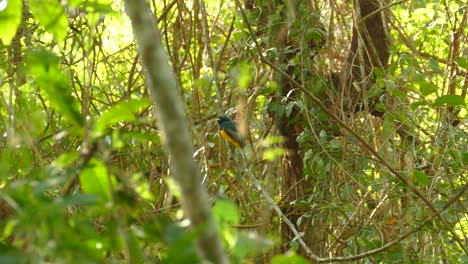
358,0,408,24
318,183,468,262
243,164,319,261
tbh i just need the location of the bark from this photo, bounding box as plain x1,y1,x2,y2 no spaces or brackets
124,1,229,263
332,0,390,116
266,1,326,258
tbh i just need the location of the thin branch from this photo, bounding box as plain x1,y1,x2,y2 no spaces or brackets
200,0,223,113
318,183,468,262
243,166,318,261
358,0,408,24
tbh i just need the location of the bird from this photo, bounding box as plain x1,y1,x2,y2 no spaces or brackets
217,115,246,157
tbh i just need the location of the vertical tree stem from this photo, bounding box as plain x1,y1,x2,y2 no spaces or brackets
124,1,229,263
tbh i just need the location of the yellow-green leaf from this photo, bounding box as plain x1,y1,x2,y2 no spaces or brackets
29,0,69,45
80,159,118,202
434,94,466,107
413,170,431,187
92,98,150,139
0,0,22,45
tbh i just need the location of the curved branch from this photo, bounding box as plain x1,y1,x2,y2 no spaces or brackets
318,183,468,262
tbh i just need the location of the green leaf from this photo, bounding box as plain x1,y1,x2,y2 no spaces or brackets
231,231,274,259
285,102,294,117
164,224,201,263
455,57,468,70
213,198,240,248
133,173,154,201
79,159,118,202
213,199,240,226
434,94,466,106
419,81,437,96
410,100,427,111
272,252,309,264
26,49,84,128
29,0,69,45
57,194,99,207
0,0,22,45
375,103,386,112
462,152,468,166
52,150,80,168
123,230,144,264
413,170,431,187
92,99,150,138
238,63,252,90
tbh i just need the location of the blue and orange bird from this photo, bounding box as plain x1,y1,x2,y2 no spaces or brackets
217,115,246,159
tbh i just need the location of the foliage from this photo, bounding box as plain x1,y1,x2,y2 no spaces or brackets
0,0,466,263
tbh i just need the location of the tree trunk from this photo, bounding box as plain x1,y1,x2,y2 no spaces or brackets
124,1,228,263
332,0,390,116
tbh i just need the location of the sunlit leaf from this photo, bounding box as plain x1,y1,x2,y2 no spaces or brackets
213,198,240,248
92,98,150,138
238,63,252,90
419,81,437,96
79,158,118,202
232,231,274,260
0,0,22,45
26,49,84,128
52,151,80,168
133,173,154,201
434,94,466,106
213,198,240,225
271,251,309,264
29,0,69,45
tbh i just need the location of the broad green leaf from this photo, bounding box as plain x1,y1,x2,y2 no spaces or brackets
69,0,113,13
375,103,386,112
133,173,154,201
92,98,150,138
26,49,84,128
271,252,309,264
69,0,114,31
410,100,427,111
413,170,431,187
213,198,240,247
213,199,240,225
263,148,285,161
79,159,118,202
52,150,80,168
232,231,274,260
164,224,201,263
29,0,69,45
0,0,22,45
285,102,294,117
455,57,467,70
419,81,437,96
123,230,144,264
57,194,99,207
462,152,468,166
238,63,252,90
434,94,466,107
